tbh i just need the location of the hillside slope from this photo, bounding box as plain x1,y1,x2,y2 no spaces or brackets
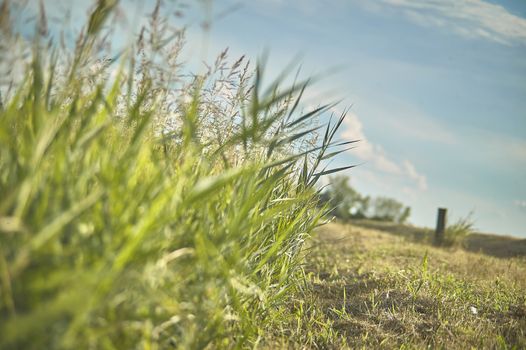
269,222,526,349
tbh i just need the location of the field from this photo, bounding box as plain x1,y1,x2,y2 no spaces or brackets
269,221,526,349
2,2,525,349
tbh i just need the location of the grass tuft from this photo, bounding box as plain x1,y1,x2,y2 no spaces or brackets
0,2,351,348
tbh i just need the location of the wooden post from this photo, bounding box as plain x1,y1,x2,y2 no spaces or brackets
434,207,447,245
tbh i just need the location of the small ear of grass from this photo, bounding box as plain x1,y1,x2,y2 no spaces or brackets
87,0,119,36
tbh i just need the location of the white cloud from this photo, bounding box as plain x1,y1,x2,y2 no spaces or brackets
514,200,526,209
403,160,428,191
341,112,428,190
376,0,526,45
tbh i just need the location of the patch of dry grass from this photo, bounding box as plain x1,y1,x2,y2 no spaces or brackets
267,222,526,349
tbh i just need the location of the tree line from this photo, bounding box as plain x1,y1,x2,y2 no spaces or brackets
320,175,411,224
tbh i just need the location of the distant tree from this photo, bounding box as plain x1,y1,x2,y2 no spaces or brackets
370,197,411,224
319,175,411,224
321,175,369,220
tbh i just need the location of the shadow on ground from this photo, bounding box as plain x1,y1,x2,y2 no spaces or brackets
311,272,445,347
349,220,526,258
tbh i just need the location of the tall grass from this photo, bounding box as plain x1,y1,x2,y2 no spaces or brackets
0,1,351,348
443,213,476,247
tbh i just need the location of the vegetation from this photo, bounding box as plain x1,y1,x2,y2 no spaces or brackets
2,2,522,349
319,175,369,220
269,222,526,349
0,2,352,348
321,175,411,224
369,196,411,224
442,212,476,247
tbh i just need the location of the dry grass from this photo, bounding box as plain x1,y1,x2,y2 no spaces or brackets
352,219,526,258
267,221,526,349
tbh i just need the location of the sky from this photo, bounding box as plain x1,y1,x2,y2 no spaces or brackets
194,0,526,238
13,0,526,237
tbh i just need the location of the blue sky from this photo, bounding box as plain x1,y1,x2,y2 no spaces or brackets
15,0,526,237
200,0,526,237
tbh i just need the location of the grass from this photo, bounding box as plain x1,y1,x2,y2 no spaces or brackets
443,213,476,247
2,2,524,349
0,1,352,348
268,221,526,349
